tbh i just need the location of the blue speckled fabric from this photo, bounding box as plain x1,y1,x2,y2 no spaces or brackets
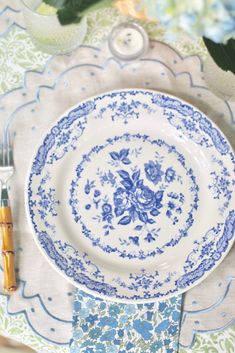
70,290,182,353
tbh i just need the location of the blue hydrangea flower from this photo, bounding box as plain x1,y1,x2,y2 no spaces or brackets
143,0,235,43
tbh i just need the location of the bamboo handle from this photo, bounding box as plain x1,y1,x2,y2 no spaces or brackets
0,207,17,292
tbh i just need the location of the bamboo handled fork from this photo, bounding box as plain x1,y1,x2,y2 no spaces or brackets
0,131,17,292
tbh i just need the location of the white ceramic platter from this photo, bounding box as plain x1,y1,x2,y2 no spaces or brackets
26,89,235,302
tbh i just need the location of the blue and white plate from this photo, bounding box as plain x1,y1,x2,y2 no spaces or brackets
26,89,235,302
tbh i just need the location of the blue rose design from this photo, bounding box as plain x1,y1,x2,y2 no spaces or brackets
144,161,164,184
133,186,156,212
113,187,130,216
102,203,113,222
113,169,164,225
165,167,176,182
102,203,112,214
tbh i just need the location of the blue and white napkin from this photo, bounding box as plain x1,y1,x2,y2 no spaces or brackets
70,290,182,353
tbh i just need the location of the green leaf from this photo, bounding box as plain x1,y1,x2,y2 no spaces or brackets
203,37,235,75
44,0,104,24
64,0,84,11
44,0,65,9
57,7,81,25
66,0,103,12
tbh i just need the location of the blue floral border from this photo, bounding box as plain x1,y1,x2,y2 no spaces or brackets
27,89,235,301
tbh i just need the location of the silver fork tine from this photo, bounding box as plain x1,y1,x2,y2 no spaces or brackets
6,132,13,167
2,131,11,167
2,133,7,167
5,131,9,166
0,141,3,167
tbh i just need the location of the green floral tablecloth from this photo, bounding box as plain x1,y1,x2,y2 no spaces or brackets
0,4,207,95
0,2,234,353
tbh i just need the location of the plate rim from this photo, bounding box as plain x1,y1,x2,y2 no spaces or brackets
25,88,235,303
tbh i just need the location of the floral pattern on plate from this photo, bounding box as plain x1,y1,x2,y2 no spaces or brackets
27,90,235,302
69,133,199,260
